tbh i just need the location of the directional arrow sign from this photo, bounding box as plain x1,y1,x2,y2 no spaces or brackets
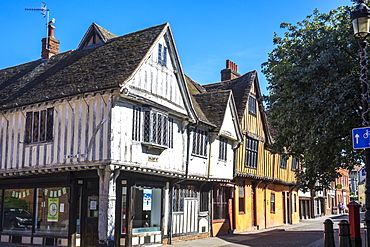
352,127,370,149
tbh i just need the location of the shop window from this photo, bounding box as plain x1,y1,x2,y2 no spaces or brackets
133,187,161,233
3,189,35,232
238,181,245,213
36,187,70,234
192,128,208,157
245,137,258,168
219,137,227,161
25,108,54,144
213,186,228,220
270,193,276,213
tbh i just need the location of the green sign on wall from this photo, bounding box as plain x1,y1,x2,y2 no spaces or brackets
47,198,59,222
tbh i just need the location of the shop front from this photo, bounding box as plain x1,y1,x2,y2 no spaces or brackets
0,173,72,246
118,175,167,247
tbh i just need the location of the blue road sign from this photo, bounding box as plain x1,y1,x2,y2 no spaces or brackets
353,127,370,149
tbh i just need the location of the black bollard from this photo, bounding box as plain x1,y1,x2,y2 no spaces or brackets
339,220,351,247
324,219,335,247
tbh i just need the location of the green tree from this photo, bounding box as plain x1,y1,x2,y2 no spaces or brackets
262,5,363,191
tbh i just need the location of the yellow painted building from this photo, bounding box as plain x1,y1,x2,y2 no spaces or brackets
204,60,300,233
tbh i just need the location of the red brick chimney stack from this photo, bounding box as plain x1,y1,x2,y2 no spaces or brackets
41,19,60,60
221,59,240,81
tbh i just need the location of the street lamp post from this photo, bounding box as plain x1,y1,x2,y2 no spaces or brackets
351,1,370,246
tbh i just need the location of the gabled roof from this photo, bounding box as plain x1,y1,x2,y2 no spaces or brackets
184,75,213,125
0,23,167,110
203,70,273,144
203,71,256,122
185,75,242,142
193,91,231,130
77,22,117,50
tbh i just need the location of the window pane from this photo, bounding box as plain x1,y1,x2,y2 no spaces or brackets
144,111,151,142
46,108,54,141
25,112,33,143
249,96,257,115
40,110,47,142
163,47,167,66
33,112,40,142
158,44,162,64
133,187,161,233
36,187,70,234
151,112,157,144
157,114,162,145
3,189,34,232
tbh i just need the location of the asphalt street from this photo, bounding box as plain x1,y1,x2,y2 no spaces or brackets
168,213,365,247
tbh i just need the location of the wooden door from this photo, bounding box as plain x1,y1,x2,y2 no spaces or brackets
81,179,99,247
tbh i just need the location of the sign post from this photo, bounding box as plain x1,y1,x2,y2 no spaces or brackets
352,127,370,149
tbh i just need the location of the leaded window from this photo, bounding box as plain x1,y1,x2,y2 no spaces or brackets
132,106,141,141
168,118,174,148
248,95,257,115
172,185,198,212
192,129,208,157
245,137,258,168
143,110,169,146
25,108,54,144
219,137,227,161
158,44,167,67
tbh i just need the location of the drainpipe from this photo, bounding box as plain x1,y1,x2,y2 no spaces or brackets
288,186,296,224
168,121,196,244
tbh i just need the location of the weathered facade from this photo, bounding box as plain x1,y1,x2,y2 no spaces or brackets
0,22,246,247
203,61,300,233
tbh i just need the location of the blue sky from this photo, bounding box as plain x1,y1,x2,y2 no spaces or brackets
0,0,353,95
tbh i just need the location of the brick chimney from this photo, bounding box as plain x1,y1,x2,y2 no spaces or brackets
41,19,60,59
221,60,240,81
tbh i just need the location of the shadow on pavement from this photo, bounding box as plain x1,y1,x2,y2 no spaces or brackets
218,229,324,247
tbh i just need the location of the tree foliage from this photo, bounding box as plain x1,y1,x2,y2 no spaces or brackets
262,5,364,191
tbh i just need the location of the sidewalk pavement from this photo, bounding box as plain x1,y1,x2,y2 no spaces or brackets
167,214,364,247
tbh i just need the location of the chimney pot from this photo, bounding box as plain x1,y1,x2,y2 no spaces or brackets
221,59,240,81
42,20,59,59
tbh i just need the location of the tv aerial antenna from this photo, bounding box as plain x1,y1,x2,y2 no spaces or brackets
25,2,51,50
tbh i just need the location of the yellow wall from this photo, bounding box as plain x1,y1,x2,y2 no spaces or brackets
234,80,299,232
234,179,300,232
